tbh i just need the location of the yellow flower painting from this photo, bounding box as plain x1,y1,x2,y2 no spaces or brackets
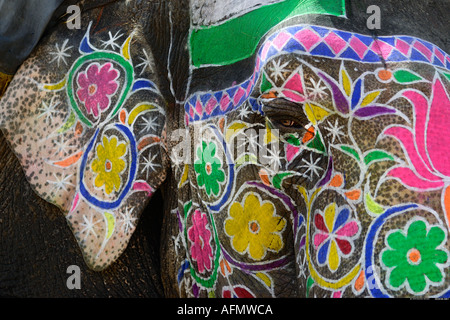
225,193,286,260
91,135,127,194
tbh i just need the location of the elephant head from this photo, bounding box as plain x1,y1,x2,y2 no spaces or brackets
161,0,450,298
0,0,450,298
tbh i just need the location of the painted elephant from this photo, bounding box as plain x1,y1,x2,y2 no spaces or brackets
0,0,449,298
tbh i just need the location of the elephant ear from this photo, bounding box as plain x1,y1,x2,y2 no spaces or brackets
0,19,168,270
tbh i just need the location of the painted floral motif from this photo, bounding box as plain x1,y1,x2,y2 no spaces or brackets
383,76,450,191
381,219,448,294
77,62,119,118
318,64,396,119
194,141,225,196
313,203,359,272
188,210,214,274
225,193,286,260
91,135,127,194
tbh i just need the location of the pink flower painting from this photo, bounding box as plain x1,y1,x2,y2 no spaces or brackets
383,76,450,191
76,62,119,118
188,209,214,274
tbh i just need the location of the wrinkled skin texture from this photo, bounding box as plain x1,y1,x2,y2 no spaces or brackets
1,0,450,297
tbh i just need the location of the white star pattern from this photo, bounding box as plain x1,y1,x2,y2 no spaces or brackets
52,135,73,157
135,49,153,76
170,151,183,168
307,78,328,100
237,105,251,120
300,153,323,181
80,214,102,240
49,39,73,67
141,153,161,179
47,172,75,193
100,31,123,50
323,119,345,144
264,147,282,172
247,132,260,154
118,208,137,234
139,117,159,134
269,58,289,82
37,97,60,123
235,130,260,156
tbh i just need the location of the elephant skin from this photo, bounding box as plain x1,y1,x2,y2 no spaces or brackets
0,0,449,298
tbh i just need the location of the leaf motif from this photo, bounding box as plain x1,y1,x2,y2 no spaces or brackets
260,72,273,93
225,122,248,142
121,35,132,60
127,103,156,126
264,126,279,144
137,135,160,151
132,181,154,197
42,77,67,91
306,276,315,298
52,151,83,168
393,69,423,84
104,212,116,240
286,134,301,146
318,71,349,114
259,168,271,186
341,68,351,97
361,90,381,107
304,103,331,125
340,145,361,162
306,132,325,154
255,272,272,289
345,189,361,200
57,110,77,133
351,78,362,109
353,106,396,118
364,150,394,165
365,193,385,216
272,172,293,190
178,164,189,187
354,270,365,292
184,201,193,217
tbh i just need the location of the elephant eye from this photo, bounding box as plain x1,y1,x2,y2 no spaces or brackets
281,119,295,127
273,118,303,129
261,98,309,132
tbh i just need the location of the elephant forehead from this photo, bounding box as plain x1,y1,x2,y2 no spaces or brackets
184,24,450,124
174,11,450,297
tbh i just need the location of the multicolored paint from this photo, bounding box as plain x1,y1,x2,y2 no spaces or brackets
1,0,450,299
185,24,450,124
172,15,450,296
0,21,167,270
189,0,346,67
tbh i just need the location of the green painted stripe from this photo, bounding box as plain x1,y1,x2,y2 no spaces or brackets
190,0,345,67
